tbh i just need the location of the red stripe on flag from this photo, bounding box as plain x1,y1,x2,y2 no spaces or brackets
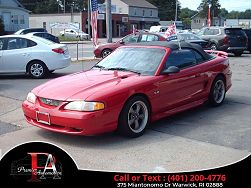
91,11,98,46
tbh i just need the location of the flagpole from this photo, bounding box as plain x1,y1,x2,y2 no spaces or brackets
87,0,91,40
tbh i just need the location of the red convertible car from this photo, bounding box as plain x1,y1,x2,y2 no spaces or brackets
22,42,232,137
93,32,166,58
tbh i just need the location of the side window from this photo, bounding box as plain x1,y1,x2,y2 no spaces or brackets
165,49,197,69
122,34,139,43
204,28,214,35
192,50,205,63
140,34,159,42
140,34,148,42
27,39,37,47
6,38,36,50
146,34,159,41
213,29,220,35
0,39,4,50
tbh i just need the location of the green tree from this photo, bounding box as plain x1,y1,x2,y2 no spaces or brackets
0,18,5,35
199,0,221,18
180,8,197,19
147,0,181,20
179,8,198,29
219,8,228,18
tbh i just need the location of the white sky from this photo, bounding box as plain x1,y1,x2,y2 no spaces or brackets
179,0,251,11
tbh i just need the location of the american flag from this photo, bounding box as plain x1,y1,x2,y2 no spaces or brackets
132,25,138,34
91,0,98,46
165,22,177,41
208,4,211,27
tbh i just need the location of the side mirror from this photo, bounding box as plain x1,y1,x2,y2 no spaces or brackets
161,66,180,75
119,40,125,44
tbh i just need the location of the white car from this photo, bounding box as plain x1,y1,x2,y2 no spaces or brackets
59,29,89,40
0,35,71,78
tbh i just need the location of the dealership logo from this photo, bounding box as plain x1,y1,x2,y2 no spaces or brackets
11,152,62,182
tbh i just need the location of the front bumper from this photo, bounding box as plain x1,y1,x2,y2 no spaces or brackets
22,100,118,135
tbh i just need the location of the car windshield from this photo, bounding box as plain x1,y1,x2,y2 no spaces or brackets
94,47,166,75
178,34,201,40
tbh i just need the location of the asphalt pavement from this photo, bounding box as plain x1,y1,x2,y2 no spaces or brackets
0,54,250,172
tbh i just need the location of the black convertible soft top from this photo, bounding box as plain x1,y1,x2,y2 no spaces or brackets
131,41,212,60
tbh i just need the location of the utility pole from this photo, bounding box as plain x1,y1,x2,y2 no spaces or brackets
64,0,66,14
175,0,178,21
87,0,91,40
106,0,112,43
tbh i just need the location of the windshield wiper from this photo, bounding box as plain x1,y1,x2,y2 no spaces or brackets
93,65,106,70
107,67,141,75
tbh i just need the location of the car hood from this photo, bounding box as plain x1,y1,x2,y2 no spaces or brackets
33,70,139,101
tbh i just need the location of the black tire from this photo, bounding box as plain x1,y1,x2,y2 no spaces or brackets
118,96,150,138
101,49,112,58
28,61,47,79
210,43,217,50
209,76,226,106
233,51,243,56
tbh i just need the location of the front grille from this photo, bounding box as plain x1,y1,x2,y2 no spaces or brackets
39,97,61,106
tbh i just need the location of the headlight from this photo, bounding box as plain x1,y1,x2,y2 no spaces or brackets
64,101,105,111
26,92,36,104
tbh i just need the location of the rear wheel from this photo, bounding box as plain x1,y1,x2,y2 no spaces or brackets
28,61,47,79
233,51,243,56
101,49,112,58
209,76,226,106
118,96,150,138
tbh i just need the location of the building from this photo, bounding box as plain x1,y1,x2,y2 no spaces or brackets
84,0,160,37
0,0,29,33
226,19,251,29
28,0,159,38
29,13,82,36
191,13,224,29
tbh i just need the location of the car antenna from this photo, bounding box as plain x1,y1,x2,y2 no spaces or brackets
174,22,181,50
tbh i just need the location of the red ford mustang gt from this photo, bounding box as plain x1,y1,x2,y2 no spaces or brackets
22,41,232,137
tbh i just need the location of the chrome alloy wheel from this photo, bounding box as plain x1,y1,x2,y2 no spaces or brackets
127,101,148,133
30,63,44,77
213,80,225,104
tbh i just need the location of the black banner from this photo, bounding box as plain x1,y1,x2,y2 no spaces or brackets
0,142,250,187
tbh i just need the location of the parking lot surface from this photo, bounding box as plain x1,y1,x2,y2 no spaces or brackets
0,54,250,172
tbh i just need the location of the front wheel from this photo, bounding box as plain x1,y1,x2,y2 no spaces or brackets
118,96,150,138
209,76,226,106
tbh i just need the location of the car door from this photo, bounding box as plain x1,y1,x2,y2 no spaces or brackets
156,49,206,112
1,37,33,73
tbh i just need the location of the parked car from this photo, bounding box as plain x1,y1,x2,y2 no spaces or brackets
0,35,70,78
159,32,209,49
197,27,248,56
243,29,251,53
15,28,48,35
178,33,209,49
59,29,89,40
22,41,232,138
26,32,60,43
94,32,166,58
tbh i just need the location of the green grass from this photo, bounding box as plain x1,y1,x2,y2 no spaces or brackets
58,35,80,42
